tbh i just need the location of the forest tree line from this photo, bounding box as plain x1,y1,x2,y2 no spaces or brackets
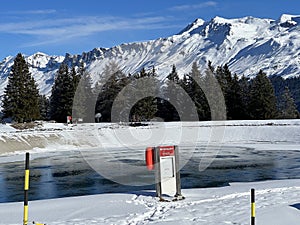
1,53,300,123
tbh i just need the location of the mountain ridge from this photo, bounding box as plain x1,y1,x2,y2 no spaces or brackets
1,14,300,97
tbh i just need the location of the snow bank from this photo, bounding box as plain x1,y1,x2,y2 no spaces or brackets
1,120,300,156
0,124,16,132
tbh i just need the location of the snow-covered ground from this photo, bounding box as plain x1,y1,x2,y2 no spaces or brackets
0,120,300,224
0,179,300,225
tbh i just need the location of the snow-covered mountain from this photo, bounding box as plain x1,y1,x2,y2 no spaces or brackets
0,52,64,97
1,14,300,97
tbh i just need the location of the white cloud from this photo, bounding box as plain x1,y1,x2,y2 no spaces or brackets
5,9,57,15
169,1,217,11
0,15,176,47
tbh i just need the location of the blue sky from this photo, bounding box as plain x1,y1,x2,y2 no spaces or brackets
0,0,299,60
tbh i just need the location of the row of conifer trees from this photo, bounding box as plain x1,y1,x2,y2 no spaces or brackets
1,53,299,123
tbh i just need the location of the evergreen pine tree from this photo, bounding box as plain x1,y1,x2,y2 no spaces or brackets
270,75,300,113
2,53,40,122
70,66,80,93
201,66,227,121
278,86,300,119
39,95,50,120
72,62,95,122
207,60,215,73
149,66,157,77
25,76,41,121
166,65,179,83
214,64,245,119
226,73,245,119
270,76,286,100
159,65,180,121
178,74,196,121
286,77,300,112
129,67,158,122
95,62,129,122
249,70,277,119
188,62,209,120
215,65,227,92
49,63,74,122
238,75,251,119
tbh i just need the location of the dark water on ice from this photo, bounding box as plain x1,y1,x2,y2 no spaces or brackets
0,146,300,203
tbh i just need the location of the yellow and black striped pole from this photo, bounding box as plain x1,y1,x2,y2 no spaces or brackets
23,152,30,225
251,188,255,225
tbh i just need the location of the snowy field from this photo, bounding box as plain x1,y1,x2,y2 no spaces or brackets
0,180,300,225
0,120,300,224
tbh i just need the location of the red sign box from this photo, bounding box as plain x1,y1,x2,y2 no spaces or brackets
159,146,175,157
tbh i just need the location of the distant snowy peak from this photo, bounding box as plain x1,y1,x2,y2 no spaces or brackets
178,18,205,35
178,15,273,42
27,52,64,69
277,14,300,27
179,14,300,38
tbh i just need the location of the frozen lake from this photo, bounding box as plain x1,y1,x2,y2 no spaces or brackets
1,145,300,203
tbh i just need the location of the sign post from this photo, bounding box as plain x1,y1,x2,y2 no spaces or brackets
146,145,184,201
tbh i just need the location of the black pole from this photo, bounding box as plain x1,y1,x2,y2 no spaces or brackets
23,152,30,225
251,188,255,225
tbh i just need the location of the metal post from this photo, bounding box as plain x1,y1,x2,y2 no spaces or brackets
251,188,255,225
154,147,162,198
174,146,182,197
23,152,30,225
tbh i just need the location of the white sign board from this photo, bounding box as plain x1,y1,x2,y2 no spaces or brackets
160,157,174,178
154,145,183,199
160,156,176,195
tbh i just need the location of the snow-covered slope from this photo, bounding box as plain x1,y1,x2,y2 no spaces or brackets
1,14,300,97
